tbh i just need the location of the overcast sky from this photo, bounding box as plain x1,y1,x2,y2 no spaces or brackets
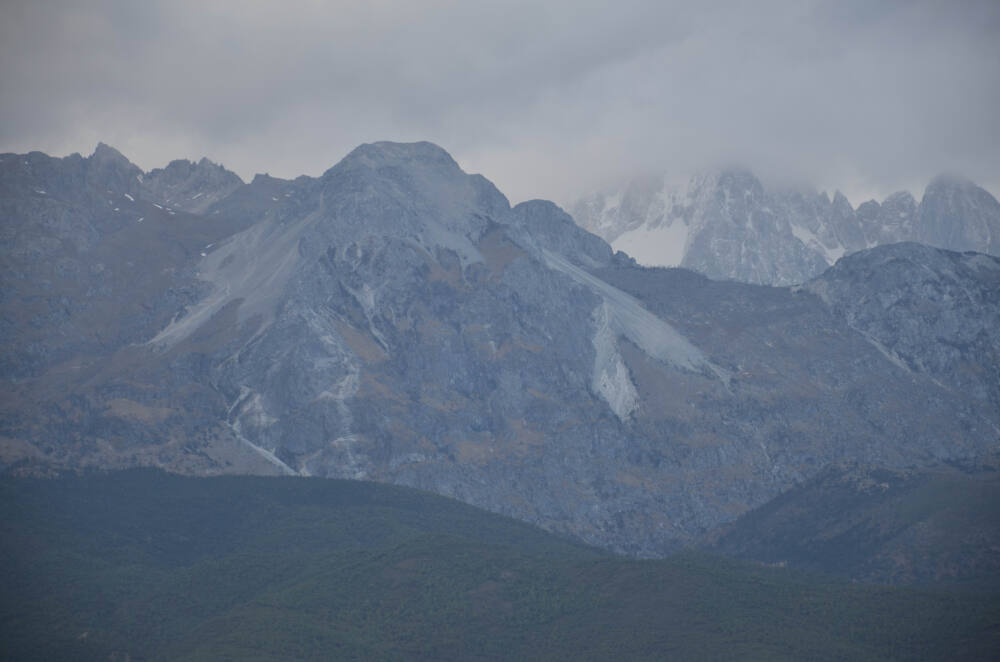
1,0,998,206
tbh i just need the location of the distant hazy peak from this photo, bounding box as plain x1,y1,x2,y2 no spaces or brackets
884,190,917,207
148,157,242,182
831,190,852,208
90,141,135,166
88,142,142,181
918,174,1000,255
925,172,977,191
136,153,244,213
512,198,561,216
574,165,1000,286
249,172,288,185
714,167,763,190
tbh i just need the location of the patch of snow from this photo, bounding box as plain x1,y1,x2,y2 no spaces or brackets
136,174,143,183
190,192,203,200
611,218,690,266
34,189,46,195
200,252,207,257
152,203,163,209
136,217,144,223
123,193,134,201
113,208,119,212
272,197,279,201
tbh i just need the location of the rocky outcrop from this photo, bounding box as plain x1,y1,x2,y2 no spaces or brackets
917,175,1000,256
141,157,243,214
804,242,1000,412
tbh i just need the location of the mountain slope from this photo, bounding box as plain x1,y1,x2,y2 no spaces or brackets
705,459,1000,588
1,142,998,559
804,242,1000,412
2,470,997,661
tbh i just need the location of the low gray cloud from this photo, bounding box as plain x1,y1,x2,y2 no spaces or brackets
2,0,998,206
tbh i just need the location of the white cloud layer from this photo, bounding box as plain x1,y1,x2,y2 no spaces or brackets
2,0,998,205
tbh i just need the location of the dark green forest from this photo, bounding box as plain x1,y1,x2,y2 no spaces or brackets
2,470,998,661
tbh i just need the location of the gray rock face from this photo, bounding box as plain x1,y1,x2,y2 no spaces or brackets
2,142,998,558
857,191,918,247
572,169,863,286
573,170,1000,286
141,157,243,214
678,170,846,286
917,175,1000,256
0,145,250,380
804,243,1000,412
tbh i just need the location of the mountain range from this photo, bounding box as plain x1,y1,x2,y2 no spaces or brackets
572,170,1000,286
1,142,998,576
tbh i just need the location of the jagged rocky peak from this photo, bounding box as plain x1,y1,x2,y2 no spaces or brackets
574,166,849,286
714,167,766,204
917,174,1000,255
857,191,918,247
569,172,672,245
574,167,1000,286
149,141,526,350
76,142,247,213
90,141,136,169
824,190,866,251
142,156,244,213
87,142,143,193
